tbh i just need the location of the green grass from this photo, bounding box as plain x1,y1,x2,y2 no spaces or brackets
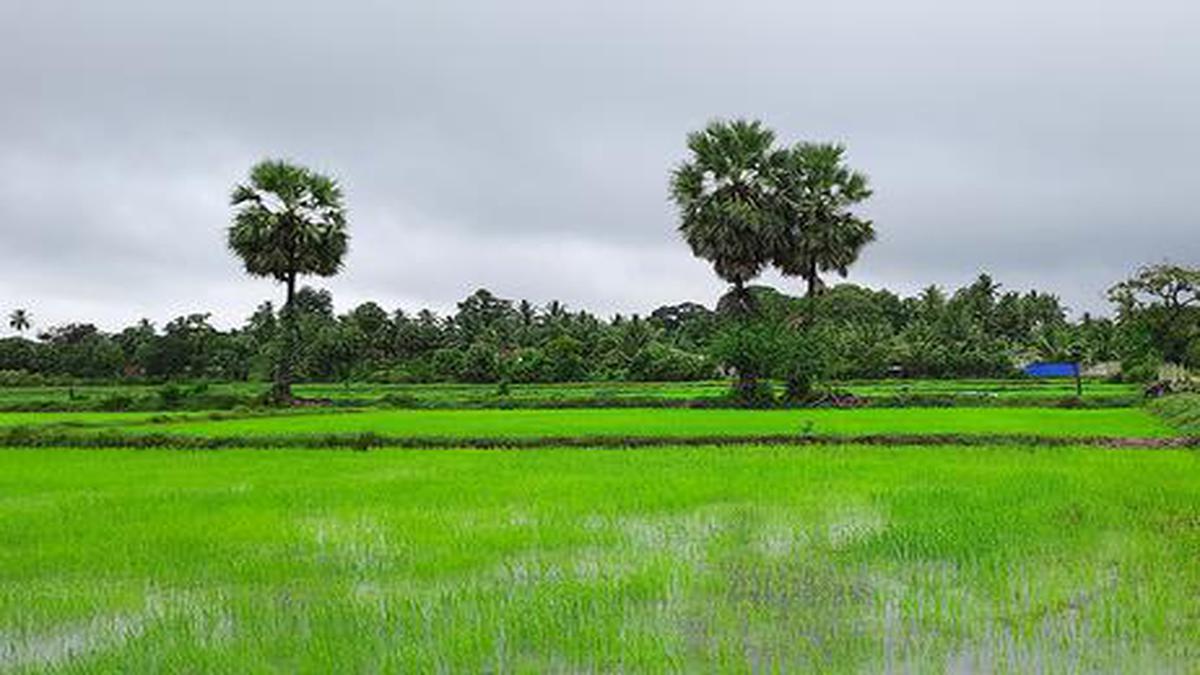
0,378,1138,411
0,411,211,429
113,406,1175,441
1149,394,1200,435
844,378,1137,399
0,445,1197,671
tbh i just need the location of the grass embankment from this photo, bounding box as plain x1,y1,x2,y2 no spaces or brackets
0,407,1175,448
127,407,1174,442
1149,394,1200,435
0,378,1139,411
0,411,214,429
0,445,1196,671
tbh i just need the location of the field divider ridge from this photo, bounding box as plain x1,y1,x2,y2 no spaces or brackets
1,429,1196,450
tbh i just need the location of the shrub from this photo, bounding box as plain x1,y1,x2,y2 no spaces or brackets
710,322,778,403
157,384,186,409
542,336,589,383
431,348,465,382
1121,353,1161,383
773,329,829,403
628,343,715,382
731,378,776,408
97,394,135,411
460,342,500,383
0,370,45,387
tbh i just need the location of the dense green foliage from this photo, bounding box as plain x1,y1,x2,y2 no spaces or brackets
2,445,1198,671
0,272,1166,389
1108,263,1200,374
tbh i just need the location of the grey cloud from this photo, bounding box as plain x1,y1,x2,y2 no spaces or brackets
1,0,1197,332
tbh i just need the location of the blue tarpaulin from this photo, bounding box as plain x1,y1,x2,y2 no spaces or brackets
1023,362,1079,377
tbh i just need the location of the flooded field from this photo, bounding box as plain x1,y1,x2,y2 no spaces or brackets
1,445,1196,672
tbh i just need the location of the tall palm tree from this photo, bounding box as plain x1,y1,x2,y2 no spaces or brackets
670,119,783,314
772,143,874,298
7,309,30,334
228,160,349,402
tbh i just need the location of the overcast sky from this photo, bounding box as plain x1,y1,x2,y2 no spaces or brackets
2,0,1197,333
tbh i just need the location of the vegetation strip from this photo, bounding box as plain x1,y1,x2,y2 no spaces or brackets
0,378,1142,413
2,430,1196,450
3,445,1198,671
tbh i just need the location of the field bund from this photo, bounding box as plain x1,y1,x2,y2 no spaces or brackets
0,406,1182,448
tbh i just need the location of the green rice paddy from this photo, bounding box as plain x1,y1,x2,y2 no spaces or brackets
0,377,1139,411
0,445,1197,672
0,383,1194,672
112,406,1175,442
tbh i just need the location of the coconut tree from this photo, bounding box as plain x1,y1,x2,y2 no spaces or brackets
670,119,783,314
773,143,874,298
228,160,349,403
7,309,30,335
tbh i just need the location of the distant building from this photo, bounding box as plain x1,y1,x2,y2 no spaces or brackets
1022,362,1079,378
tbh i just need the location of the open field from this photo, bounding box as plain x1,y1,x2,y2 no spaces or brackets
127,407,1176,441
2,391,1193,672
0,412,207,429
0,406,1176,444
0,445,1197,672
0,378,1140,411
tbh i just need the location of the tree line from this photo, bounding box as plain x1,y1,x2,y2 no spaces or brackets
2,269,1193,390
2,120,1195,400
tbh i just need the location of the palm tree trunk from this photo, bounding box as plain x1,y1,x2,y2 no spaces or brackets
729,278,760,405
274,273,297,403
732,278,757,316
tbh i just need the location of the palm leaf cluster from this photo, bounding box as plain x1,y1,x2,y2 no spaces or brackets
671,120,782,293
670,119,874,302
8,309,30,334
228,160,348,283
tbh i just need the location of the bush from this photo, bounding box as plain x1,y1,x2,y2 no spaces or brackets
731,378,776,408
431,348,465,382
379,393,421,408
97,394,135,411
0,370,45,387
157,384,186,409
711,322,779,406
1121,353,1161,383
503,348,545,384
773,330,829,403
542,336,589,383
460,343,500,383
628,343,715,382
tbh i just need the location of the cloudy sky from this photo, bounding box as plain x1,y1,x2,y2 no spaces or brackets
2,0,1197,333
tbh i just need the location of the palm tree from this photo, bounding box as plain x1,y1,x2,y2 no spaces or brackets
670,119,783,314
228,160,349,402
772,143,874,298
8,309,30,334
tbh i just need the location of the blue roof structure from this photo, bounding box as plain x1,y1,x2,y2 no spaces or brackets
1023,362,1079,377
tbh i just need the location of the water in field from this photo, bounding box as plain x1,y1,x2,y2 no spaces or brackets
0,445,1196,672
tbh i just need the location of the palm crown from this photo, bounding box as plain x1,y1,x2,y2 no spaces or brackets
228,160,348,284
8,309,30,333
773,143,874,296
670,119,783,291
